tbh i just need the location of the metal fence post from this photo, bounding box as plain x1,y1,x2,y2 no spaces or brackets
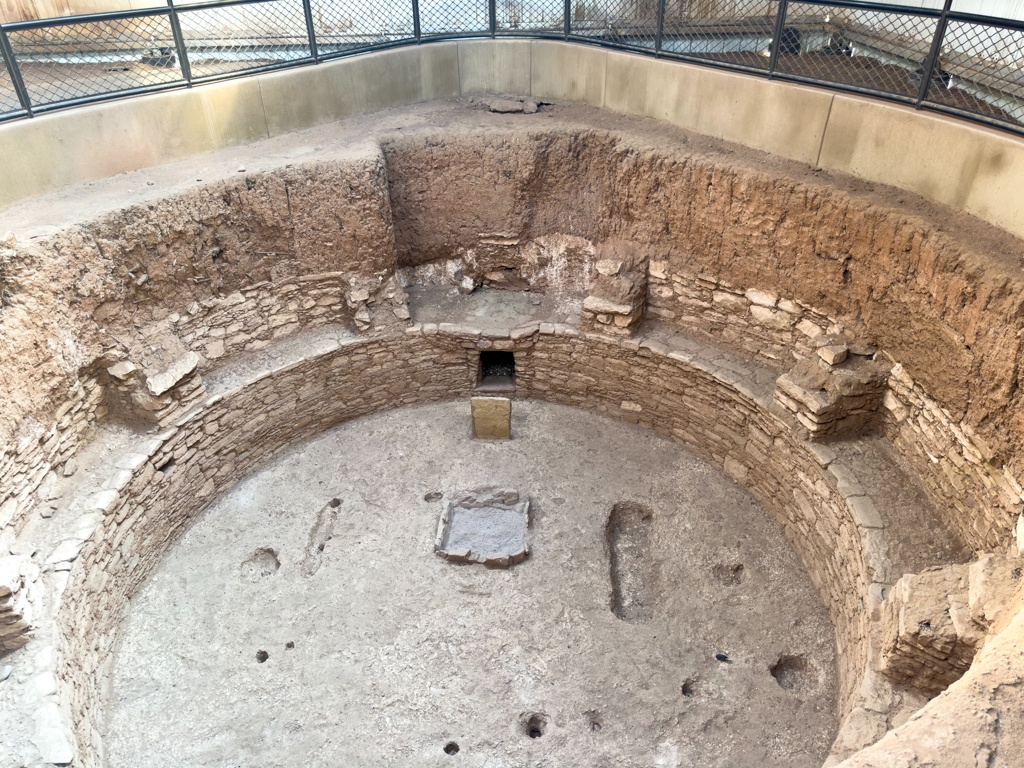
166,0,192,84
489,0,497,37
916,0,952,108
563,0,571,38
0,26,33,116
655,0,666,54
412,0,421,41
301,0,319,62
767,0,789,78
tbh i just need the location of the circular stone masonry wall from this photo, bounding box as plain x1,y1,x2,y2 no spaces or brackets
108,400,838,768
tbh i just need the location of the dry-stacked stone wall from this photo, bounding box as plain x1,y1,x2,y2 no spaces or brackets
645,264,842,367
882,366,1023,552
53,325,884,766
640,260,1024,554
0,146,398,540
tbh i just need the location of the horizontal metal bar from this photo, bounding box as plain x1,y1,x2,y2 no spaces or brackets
565,35,658,54
495,29,565,37
784,0,941,18
28,79,187,113
921,101,1024,138
418,30,494,41
188,55,314,83
170,0,298,15
315,37,420,62
0,108,28,122
771,69,920,105
2,7,171,31
659,49,772,78
944,11,1024,33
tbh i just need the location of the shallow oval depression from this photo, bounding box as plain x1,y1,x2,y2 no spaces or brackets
107,400,837,768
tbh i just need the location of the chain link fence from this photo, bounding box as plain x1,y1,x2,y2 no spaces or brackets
0,47,23,117
177,0,310,79
0,0,1022,137
419,0,489,36
4,13,184,109
776,4,940,100
660,0,774,70
570,0,659,48
930,17,1024,127
312,0,415,56
497,0,564,35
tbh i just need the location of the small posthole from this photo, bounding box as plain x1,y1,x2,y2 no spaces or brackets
241,548,280,582
255,650,269,663
711,562,744,586
770,655,812,690
443,742,460,755
525,713,547,739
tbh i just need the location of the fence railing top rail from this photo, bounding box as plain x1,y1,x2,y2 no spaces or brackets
0,0,1022,139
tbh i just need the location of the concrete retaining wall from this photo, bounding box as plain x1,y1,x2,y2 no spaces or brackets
2,40,1023,241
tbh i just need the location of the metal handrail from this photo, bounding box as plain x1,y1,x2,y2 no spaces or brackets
0,0,1022,138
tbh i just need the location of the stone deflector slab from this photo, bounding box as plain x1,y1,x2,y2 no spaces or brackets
434,488,529,567
471,396,511,439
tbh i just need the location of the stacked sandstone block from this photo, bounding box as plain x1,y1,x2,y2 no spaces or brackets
0,555,33,651
580,241,647,336
645,265,839,363
772,340,891,441
880,554,1021,693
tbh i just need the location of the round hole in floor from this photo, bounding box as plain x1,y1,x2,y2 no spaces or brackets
443,742,459,755
255,650,269,663
526,713,546,739
770,655,813,690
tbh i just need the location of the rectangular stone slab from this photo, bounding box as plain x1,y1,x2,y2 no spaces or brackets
434,488,530,567
472,397,511,439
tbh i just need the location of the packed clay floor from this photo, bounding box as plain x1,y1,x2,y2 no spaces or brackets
107,400,837,768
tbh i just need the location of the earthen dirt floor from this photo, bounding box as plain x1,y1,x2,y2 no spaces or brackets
107,400,838,768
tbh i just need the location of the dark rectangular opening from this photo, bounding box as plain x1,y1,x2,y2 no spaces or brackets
478,351,515,392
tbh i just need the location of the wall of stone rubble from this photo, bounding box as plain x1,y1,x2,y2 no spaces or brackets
0,146,397,544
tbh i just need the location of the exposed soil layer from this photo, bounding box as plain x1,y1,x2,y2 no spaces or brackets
106,400,838,768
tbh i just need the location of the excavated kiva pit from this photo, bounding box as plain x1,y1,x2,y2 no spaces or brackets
104,401,840,768
0,98,1022,768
